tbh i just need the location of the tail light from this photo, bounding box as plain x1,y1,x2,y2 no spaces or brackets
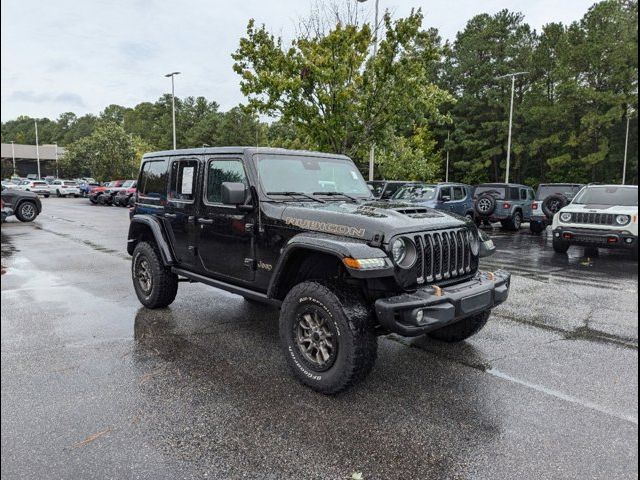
503,202,511,209
532,202,538,210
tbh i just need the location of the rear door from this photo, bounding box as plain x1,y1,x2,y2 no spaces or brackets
520,188,532,220
164,157,201,267
195,156,255,282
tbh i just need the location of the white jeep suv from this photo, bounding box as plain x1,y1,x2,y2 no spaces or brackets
552,184,638,258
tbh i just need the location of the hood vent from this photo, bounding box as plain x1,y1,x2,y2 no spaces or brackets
393,207,443,218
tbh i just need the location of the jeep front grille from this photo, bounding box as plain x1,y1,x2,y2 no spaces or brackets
571,212,617,226
414,228,477,284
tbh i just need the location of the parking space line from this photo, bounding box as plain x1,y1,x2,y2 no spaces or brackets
487,367,638,425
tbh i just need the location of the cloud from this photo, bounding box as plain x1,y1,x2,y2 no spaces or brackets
8,91,87,108
117,41,159,62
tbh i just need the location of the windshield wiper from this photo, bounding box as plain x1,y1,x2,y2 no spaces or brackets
312,191,360,202
266,191,325,203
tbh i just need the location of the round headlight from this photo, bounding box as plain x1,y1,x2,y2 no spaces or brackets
560,212,572,223
616,215,630,225
391,238,407,264
469,231,480,256
390,237,417,268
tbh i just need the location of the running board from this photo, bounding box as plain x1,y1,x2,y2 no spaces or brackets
171,267,282,307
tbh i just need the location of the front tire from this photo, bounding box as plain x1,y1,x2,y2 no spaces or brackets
427,311,490,343
132,241,178,309
279,281,377,394
15,201,38,222
553,237,570,254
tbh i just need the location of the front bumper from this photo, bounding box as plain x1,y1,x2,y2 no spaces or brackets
553,227,637,249
374,270,511,337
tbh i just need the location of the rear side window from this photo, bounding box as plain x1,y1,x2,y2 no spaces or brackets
509,187,519,200
439,186,452,200
169,159,198,202
453,186,465,200
205,159,247,204
139,160,168,199
520,189,528,200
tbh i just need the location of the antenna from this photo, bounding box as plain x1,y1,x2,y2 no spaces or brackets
256,121,264,233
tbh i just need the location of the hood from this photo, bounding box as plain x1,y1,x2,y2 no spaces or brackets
266,200,468,243
561,204,638,216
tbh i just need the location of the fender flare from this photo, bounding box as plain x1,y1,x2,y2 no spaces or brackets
127,215,175,265
267,232,392,298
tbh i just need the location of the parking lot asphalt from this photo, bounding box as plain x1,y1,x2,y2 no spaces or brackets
1,197,638,480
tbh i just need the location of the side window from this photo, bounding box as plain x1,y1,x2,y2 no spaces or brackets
139,160,168,199
205,159,247,204
453,186,465,200
520,189,528,200
168,159,198,202
528,189,535,200
439,186,452,200
509,187,519,200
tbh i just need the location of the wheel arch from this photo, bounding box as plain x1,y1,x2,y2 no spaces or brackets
127,215,175,265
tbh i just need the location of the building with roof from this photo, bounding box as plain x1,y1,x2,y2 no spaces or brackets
1,143,65,178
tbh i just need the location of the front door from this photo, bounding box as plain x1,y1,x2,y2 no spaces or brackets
196,157,255,282
165,157,200,267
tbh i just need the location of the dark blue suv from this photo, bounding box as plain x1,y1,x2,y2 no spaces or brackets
391,182,476,221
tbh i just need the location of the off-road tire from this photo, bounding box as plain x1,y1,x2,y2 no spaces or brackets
530,222,545,234
15,201,38,222
474,194,497,217
279,281,377,394
427,311,490,343
542,194,568,220
132,241,178,309
44,193,50,198
552,237,570,254
503,211,522,231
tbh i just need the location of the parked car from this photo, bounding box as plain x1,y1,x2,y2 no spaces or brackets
113,181,137,207
367,180,412,200
89,180,124,204
45,180,81,197
127,147,509,394
96,179,136,206
473,183,535,230
1,185,42,222
530,183,585,234
552,184,638,258
391,182,476,222
17,180,50,197
79,181,101,197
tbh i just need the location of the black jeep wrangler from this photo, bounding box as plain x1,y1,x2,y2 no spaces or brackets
127,148,511,394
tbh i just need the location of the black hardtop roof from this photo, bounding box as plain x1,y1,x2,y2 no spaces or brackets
142,146,351,161
476,182,531,188
537,183,585,187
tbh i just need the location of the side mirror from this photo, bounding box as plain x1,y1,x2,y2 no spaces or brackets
221,182,246,205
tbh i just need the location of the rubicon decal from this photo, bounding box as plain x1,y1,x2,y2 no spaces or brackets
285,217,365,238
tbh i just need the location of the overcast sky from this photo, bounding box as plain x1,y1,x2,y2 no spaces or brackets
1,0,596,122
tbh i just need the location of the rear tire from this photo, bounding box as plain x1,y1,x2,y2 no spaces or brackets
553,237,570,254
279,281,377,394
428,311,490,343
132,241,178,309
15,201,38,222
503,211,522,231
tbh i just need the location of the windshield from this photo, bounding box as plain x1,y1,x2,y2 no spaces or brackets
572,186,638,206
475,186,506,199
392,184,437,201
257,155,371,198
536,184,583,200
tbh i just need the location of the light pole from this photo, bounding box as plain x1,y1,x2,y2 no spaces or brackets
357,0,379,181
496,72,527,184
623,106,635,185
445,130,450,182
165,71,181,150
34,119,41,179
10,141,16,177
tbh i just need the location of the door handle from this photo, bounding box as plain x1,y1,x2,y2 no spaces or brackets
197,218,214,225
164,213,177,218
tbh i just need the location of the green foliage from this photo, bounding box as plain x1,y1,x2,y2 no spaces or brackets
377,127,441,181
232,10,453,169
60,123,138,181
